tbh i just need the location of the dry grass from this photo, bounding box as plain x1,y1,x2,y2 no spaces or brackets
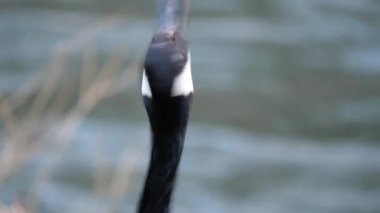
0,10,144,212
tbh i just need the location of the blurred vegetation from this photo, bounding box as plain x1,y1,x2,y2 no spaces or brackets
0,8,143,211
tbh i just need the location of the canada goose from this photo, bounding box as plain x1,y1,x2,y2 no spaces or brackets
138,0,193,212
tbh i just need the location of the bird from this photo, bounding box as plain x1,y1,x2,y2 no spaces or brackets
138,0,193,212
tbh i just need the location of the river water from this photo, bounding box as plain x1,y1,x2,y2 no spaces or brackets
0,0,380,212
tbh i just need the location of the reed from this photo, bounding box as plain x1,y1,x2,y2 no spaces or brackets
0,9,142,212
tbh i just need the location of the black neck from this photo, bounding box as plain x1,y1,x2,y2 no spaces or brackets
138,96,192,213
137,129,185,213
156,0,190,33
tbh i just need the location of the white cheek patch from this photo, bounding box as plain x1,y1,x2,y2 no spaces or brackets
141,69,152,97
171,52,194,97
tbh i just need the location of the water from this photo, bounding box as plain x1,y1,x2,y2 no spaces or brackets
1,0,380,212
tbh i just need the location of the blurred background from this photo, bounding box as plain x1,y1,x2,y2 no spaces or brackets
1,0,380,212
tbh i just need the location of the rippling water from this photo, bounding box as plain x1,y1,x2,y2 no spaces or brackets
1,0,380,212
